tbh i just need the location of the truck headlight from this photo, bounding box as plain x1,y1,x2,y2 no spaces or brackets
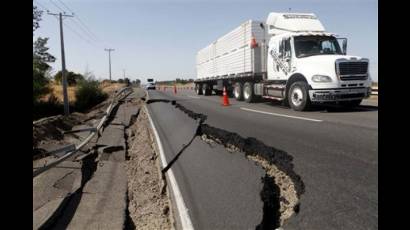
312,75,332,82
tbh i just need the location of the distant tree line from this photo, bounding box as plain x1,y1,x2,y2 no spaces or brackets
156,78,194,85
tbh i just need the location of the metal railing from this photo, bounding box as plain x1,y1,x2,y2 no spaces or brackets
33,87,133,178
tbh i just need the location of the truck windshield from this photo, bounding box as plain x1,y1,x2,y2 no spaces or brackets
294,36,342,58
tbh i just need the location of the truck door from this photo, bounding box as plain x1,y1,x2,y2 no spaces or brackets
267,37,292,80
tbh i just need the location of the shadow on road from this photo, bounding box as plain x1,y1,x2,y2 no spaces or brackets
315,104,378,113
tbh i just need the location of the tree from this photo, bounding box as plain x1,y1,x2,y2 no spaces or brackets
75,79,107,112
33,5,55,103
134,79,141,86
33,6,42,32
124,78,130,86
33,63,50,103
54,71,85,86
33,37,56,72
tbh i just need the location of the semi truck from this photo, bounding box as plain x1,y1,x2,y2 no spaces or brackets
194,12,372,111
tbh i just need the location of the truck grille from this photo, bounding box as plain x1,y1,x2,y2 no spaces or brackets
337,62,368,81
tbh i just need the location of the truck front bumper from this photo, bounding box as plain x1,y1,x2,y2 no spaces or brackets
309,87,371,102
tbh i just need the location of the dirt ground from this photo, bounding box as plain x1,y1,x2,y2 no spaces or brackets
125,108,173,230
33,97,112,157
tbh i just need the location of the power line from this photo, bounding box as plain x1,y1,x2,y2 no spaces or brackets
54,0,99,41
51,15,98,48
48,1,99,44
55,0,101,42
64,21,98,47
34,0,50,12
73,15,100,42
68,18,99,43
49,0,66,13
55,0,74,12
36,0,101,44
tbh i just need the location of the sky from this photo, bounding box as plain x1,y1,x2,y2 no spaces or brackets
34,0,378,83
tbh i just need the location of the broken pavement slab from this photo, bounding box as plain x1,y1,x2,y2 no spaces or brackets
97,124,126,149
54,161,128,230
96,124,126,162
33,161,82,230
146,98,267,229
111,103,140,127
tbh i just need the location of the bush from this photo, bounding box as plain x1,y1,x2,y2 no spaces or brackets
54,71,85,86
33,93,72,120
33,65,50,103
124,78,130,86
74,79,108,112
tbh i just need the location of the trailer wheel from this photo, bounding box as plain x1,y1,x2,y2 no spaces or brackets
202,84,212,96
288,81,311,111
196,84,203,95
234,82,244,101
243,82,255,103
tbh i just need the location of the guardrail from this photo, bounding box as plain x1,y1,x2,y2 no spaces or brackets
371,86,378,95
33,87,133,178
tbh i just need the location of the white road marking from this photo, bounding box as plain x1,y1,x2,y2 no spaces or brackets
240,107,323,122
187,96,200,99
144,97,194,230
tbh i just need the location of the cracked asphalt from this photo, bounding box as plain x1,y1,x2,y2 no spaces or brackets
146,88,378,230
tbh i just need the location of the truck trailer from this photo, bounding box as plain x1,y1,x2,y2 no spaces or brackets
194,12,372,111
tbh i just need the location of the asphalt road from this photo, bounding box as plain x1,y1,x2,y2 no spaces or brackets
147,88,378,230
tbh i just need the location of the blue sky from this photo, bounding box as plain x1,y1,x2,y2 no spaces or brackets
34,0,378,82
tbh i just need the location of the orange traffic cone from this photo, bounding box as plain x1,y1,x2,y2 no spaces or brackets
222,86,230,106
174,85,177,94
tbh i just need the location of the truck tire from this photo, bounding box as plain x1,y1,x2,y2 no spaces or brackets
234,82,244,101
340,99,362,108
243,82,255,103
196,84,203,95
288,81,311,111
202,84,212,96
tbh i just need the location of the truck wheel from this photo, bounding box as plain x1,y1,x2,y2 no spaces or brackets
340,99,362,108
202,84,212,96
234,82,244,101
196,84,203,95
243,82,255,103
288,81,311,111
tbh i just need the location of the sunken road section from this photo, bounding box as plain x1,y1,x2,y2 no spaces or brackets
146,98,305,228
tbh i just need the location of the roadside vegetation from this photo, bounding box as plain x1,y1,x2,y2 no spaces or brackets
33,5,120,120
156,78,194,85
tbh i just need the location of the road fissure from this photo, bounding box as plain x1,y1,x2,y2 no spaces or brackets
146,97,305,228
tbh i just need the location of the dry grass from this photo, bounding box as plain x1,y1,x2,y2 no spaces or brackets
100,82,126,95
40,82,77,104
40,81,126,104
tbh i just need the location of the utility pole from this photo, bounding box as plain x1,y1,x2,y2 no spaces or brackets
104,48,115,81
48,11,74,116
123,69,125,78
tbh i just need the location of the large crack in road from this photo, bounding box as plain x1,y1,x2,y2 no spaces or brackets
146,98,305,228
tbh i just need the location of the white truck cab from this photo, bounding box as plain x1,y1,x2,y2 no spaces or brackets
266,12,371,110
195,12,372,111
